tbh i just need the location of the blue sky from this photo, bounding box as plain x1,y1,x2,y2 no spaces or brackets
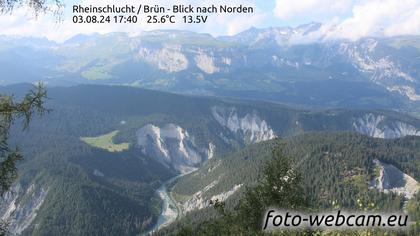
0,0,418,41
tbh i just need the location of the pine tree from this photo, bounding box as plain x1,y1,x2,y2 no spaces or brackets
0,0,63,15
176,147,306,235
0,84,48,234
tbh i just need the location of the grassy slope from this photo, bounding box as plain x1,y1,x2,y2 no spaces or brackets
80,130,130,152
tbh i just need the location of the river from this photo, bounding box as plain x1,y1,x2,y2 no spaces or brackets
146,169,196,235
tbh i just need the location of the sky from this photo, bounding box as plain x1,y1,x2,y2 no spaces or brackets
0,0,419,42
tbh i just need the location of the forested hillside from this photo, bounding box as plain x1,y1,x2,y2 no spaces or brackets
167,132,420,234
0,84,418,235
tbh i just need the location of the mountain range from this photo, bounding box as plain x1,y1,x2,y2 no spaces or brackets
1,23,419,114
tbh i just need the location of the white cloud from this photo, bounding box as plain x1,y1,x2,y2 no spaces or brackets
274,0,420,40
274,0,353,19
0,0,265,41
1,0,418,42
329,0,420,40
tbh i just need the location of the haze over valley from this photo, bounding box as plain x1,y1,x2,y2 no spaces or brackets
1,24,419,114
0,7,420,234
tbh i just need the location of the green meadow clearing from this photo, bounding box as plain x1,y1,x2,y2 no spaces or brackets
80,130,130,152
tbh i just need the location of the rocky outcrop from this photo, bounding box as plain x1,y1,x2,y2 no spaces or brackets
0,184,48,235
194,52,219,74
136,124,212,172
180,181,242,213
211,106,276,144
137,45,188,72
353,113,420,138
370,159,419,199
